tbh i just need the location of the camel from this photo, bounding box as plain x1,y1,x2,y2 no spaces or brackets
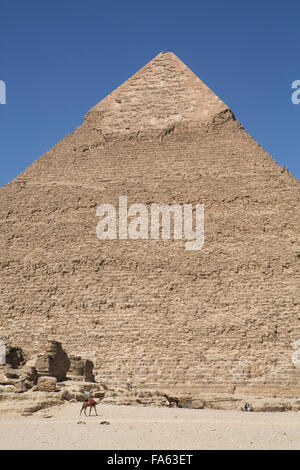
80,398,98,416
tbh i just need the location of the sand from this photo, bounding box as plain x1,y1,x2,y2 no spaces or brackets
0,403,299,450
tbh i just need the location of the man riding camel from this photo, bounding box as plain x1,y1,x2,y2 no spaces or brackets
81,390,97,416
85,390,95,404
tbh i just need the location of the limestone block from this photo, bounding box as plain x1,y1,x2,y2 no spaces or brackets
33,341,70,382
68,356,95,382
37,376,57,392
5,346,25,369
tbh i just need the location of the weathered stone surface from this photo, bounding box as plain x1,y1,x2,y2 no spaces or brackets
22,366,38,385
0,52,299,397
0,392,64,415
0,384,15,393
87,51,228,136
68,356,84,377
37,376,57,392
0,365,37,391
68,356,95,382
5,346,25,369
234,384,300,398
57,380,106,402
31,341,70,382
83,360,95,382
3,368,19,380
178,398,205,409
14,380,28,393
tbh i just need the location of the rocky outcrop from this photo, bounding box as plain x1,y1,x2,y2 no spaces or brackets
68,356,95,382
1,367,300,415
0,341,97,399
0,365,37,391
0,391,64,416
30,341,70,382
5,345,25,369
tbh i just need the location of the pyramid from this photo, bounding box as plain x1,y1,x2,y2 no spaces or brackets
0,52,299,397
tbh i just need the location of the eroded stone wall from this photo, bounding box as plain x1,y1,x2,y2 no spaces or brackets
0,53,299,395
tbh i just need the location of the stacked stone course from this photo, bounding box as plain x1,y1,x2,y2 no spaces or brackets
0,52,299,397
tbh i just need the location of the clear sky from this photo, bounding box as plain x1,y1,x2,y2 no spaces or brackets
1,0,299,186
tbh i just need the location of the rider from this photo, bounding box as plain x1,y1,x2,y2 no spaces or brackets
84,390,92,402
87,390,95,405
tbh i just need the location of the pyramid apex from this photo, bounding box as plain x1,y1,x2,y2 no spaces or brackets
158,50,176,55
86,52,230,136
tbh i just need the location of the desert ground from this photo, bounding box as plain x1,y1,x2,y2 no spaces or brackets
0,403,299,450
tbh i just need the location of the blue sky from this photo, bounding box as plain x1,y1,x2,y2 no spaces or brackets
1,0,299,186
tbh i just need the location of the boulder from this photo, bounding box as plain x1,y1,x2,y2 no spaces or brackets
68,355,95,382
0,384,15,393
32,341,70,382
37,376,57,392
5,345,25,369
3,367,19,379
0,365,37,391
22,366,38,385
60,389,73,401
14,380,28,393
